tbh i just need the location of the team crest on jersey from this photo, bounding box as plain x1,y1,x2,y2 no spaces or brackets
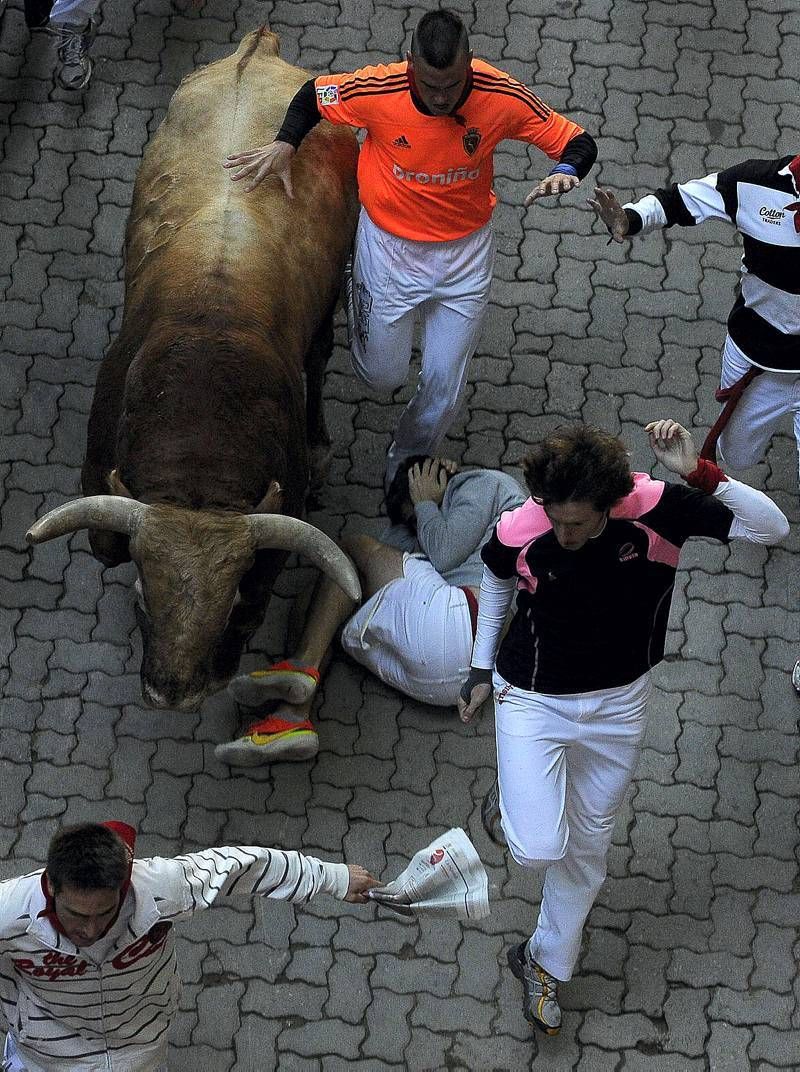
316,84,339,107
462,127,482,156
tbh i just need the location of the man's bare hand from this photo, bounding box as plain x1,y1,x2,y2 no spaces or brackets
457,681,491,723
433,457,460,478
344,865,381,903
524,173,579,206
224,141,296,196
587,187,630,242
645,419,699,477
408,458,448,506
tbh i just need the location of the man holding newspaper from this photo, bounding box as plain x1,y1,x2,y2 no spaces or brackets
458,418,788,1035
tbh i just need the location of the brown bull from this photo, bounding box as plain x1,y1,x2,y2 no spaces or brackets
26,28,360,712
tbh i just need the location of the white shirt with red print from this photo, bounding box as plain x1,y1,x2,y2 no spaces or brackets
0,844,349,1071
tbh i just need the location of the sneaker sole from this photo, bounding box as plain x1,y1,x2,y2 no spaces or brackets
214,733,319,767
507,947,561,1036
229,671,317,707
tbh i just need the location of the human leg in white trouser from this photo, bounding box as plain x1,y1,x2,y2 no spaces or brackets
494,671,651,982
49,0,97,22
716,334,800,485
350,210,494,481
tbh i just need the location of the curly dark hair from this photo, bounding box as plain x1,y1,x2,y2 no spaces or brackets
46,824,130,894
411,10,469,68
385,455,432,527
523,425,634,512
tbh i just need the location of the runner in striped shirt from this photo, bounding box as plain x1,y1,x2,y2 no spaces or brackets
225,9,597,482
0,822,377,1071
589,155,800,692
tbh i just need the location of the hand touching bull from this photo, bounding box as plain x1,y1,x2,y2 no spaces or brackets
224,140,296,196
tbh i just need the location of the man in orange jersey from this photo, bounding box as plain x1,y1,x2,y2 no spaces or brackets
225,10,597,481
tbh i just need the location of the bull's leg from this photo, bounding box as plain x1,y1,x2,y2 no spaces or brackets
304,303,336,495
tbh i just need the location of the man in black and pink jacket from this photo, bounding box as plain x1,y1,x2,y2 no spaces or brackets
458,418,788,1037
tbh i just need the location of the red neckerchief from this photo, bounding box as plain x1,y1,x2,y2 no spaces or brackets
39,822,136,939
784,155,800,233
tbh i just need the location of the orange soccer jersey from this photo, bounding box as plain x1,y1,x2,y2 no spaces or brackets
313,59,584,242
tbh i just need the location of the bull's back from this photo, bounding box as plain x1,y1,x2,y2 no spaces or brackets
123,29,358,343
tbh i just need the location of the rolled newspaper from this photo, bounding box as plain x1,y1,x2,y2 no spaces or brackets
368,827,490,920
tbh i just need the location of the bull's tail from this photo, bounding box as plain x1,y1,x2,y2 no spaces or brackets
235,25,280,76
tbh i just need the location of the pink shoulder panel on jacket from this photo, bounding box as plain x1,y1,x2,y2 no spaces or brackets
496,498,550,546
495,499,550,594
610,472,665,518
611,474,680,566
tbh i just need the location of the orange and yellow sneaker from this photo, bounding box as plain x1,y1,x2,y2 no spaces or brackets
214,716,318,767
228,661,320,707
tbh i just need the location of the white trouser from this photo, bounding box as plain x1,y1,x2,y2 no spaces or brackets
49,0,99,26
717,334,800,485
494,670,652,982
340,554,473,706
351,209,495,479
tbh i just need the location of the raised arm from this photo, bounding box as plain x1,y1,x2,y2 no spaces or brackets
410,463,500,574
646,419,789,545
589,165,742,242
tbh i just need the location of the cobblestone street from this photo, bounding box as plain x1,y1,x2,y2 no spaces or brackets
1,0,799,1068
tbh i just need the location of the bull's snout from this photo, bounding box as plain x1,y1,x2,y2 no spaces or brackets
140,671,227,713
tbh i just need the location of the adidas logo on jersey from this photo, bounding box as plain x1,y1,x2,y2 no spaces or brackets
393,135,411,149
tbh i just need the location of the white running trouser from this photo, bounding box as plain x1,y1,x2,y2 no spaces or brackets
49,0,99,25
351,209,495,480
717,334,800,485
340,554,474,706
494,670,652,982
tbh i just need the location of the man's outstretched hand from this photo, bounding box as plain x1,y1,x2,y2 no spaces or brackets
345,865,381,903
588,187,630,242
524,173,580,206
224,141,296,196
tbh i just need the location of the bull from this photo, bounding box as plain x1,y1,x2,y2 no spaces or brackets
26,28,361,712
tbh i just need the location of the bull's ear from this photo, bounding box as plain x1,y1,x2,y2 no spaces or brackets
253,480,283,514
108,469,134,498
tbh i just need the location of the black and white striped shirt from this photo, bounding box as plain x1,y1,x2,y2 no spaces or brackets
625,155,800,373
0,847,349,1071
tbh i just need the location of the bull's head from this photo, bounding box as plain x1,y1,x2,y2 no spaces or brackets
26,494,360,713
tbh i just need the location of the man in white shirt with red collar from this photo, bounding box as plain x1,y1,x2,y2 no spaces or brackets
0,822,376,1071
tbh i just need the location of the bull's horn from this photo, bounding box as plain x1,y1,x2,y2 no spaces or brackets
26,496,148,544
246,515,361,603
